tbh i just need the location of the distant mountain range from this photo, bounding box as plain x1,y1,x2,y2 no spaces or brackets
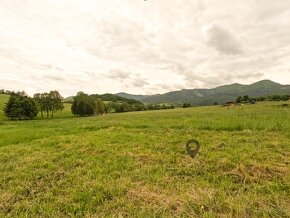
116,80,290,105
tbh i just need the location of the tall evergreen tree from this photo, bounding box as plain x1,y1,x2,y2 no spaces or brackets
4,92,38,120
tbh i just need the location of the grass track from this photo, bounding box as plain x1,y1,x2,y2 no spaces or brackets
0,95,289,216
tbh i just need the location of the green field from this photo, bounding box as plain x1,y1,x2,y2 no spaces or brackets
0,94,289,217
0,94,9,120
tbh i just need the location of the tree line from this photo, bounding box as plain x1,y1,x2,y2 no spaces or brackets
3,90,176,120
236,94,289,103
5,90,289,120
0,89,13,95
71,92,175,116
4,91,64,120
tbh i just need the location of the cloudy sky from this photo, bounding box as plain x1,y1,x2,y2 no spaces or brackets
1,0,290,96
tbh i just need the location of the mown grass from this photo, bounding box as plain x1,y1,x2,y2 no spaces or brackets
0,95,289,217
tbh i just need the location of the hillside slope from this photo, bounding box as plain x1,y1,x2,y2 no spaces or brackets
116,80,290,105
115,92,150,101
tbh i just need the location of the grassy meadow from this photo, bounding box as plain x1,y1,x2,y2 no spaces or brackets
0,94,9,120
0,94,289,217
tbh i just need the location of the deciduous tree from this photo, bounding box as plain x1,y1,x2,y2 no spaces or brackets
71,92,96,116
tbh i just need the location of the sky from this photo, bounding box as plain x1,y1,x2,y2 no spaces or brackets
0,0,290,97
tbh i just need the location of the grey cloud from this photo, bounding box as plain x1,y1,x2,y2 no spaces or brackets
207,52,287,76
0,50,48,71
105,69,148,88
131,75,149,88
0,48,65,73
207,24,243,55
41,64,65,72
55,67,64,72
182,68,264,88
254,1,290,20
105,69,131,81
84,16,152,62
159,83,184,91
43,75,64,81
40,64,53,69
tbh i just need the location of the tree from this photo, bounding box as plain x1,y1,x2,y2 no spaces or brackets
71,92,96,116
236,96,242,103
133,103,145,111
34,93,46,118
120,102,133,112
183,103,191,108
95,99,105,114
42,92,50,118
241,95,249,102
104,103,112,113
108,102,120,113
4,92,38,120
48,91,64,118
34,91,64,118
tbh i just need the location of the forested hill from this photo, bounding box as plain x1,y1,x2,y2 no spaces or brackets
116,80,290,105
115,93,150,101
65,93,143,105
91,94,142,104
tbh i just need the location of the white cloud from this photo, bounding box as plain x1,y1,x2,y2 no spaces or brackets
0,0,290,96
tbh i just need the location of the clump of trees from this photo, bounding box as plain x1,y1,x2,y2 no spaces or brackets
71,92,105,116
147,104,174,110
236,95,249,103
4,92,38,120
34,91,64,118
3,90,64,120
107,102,145,113
0,89,12,95
182,103,191,108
